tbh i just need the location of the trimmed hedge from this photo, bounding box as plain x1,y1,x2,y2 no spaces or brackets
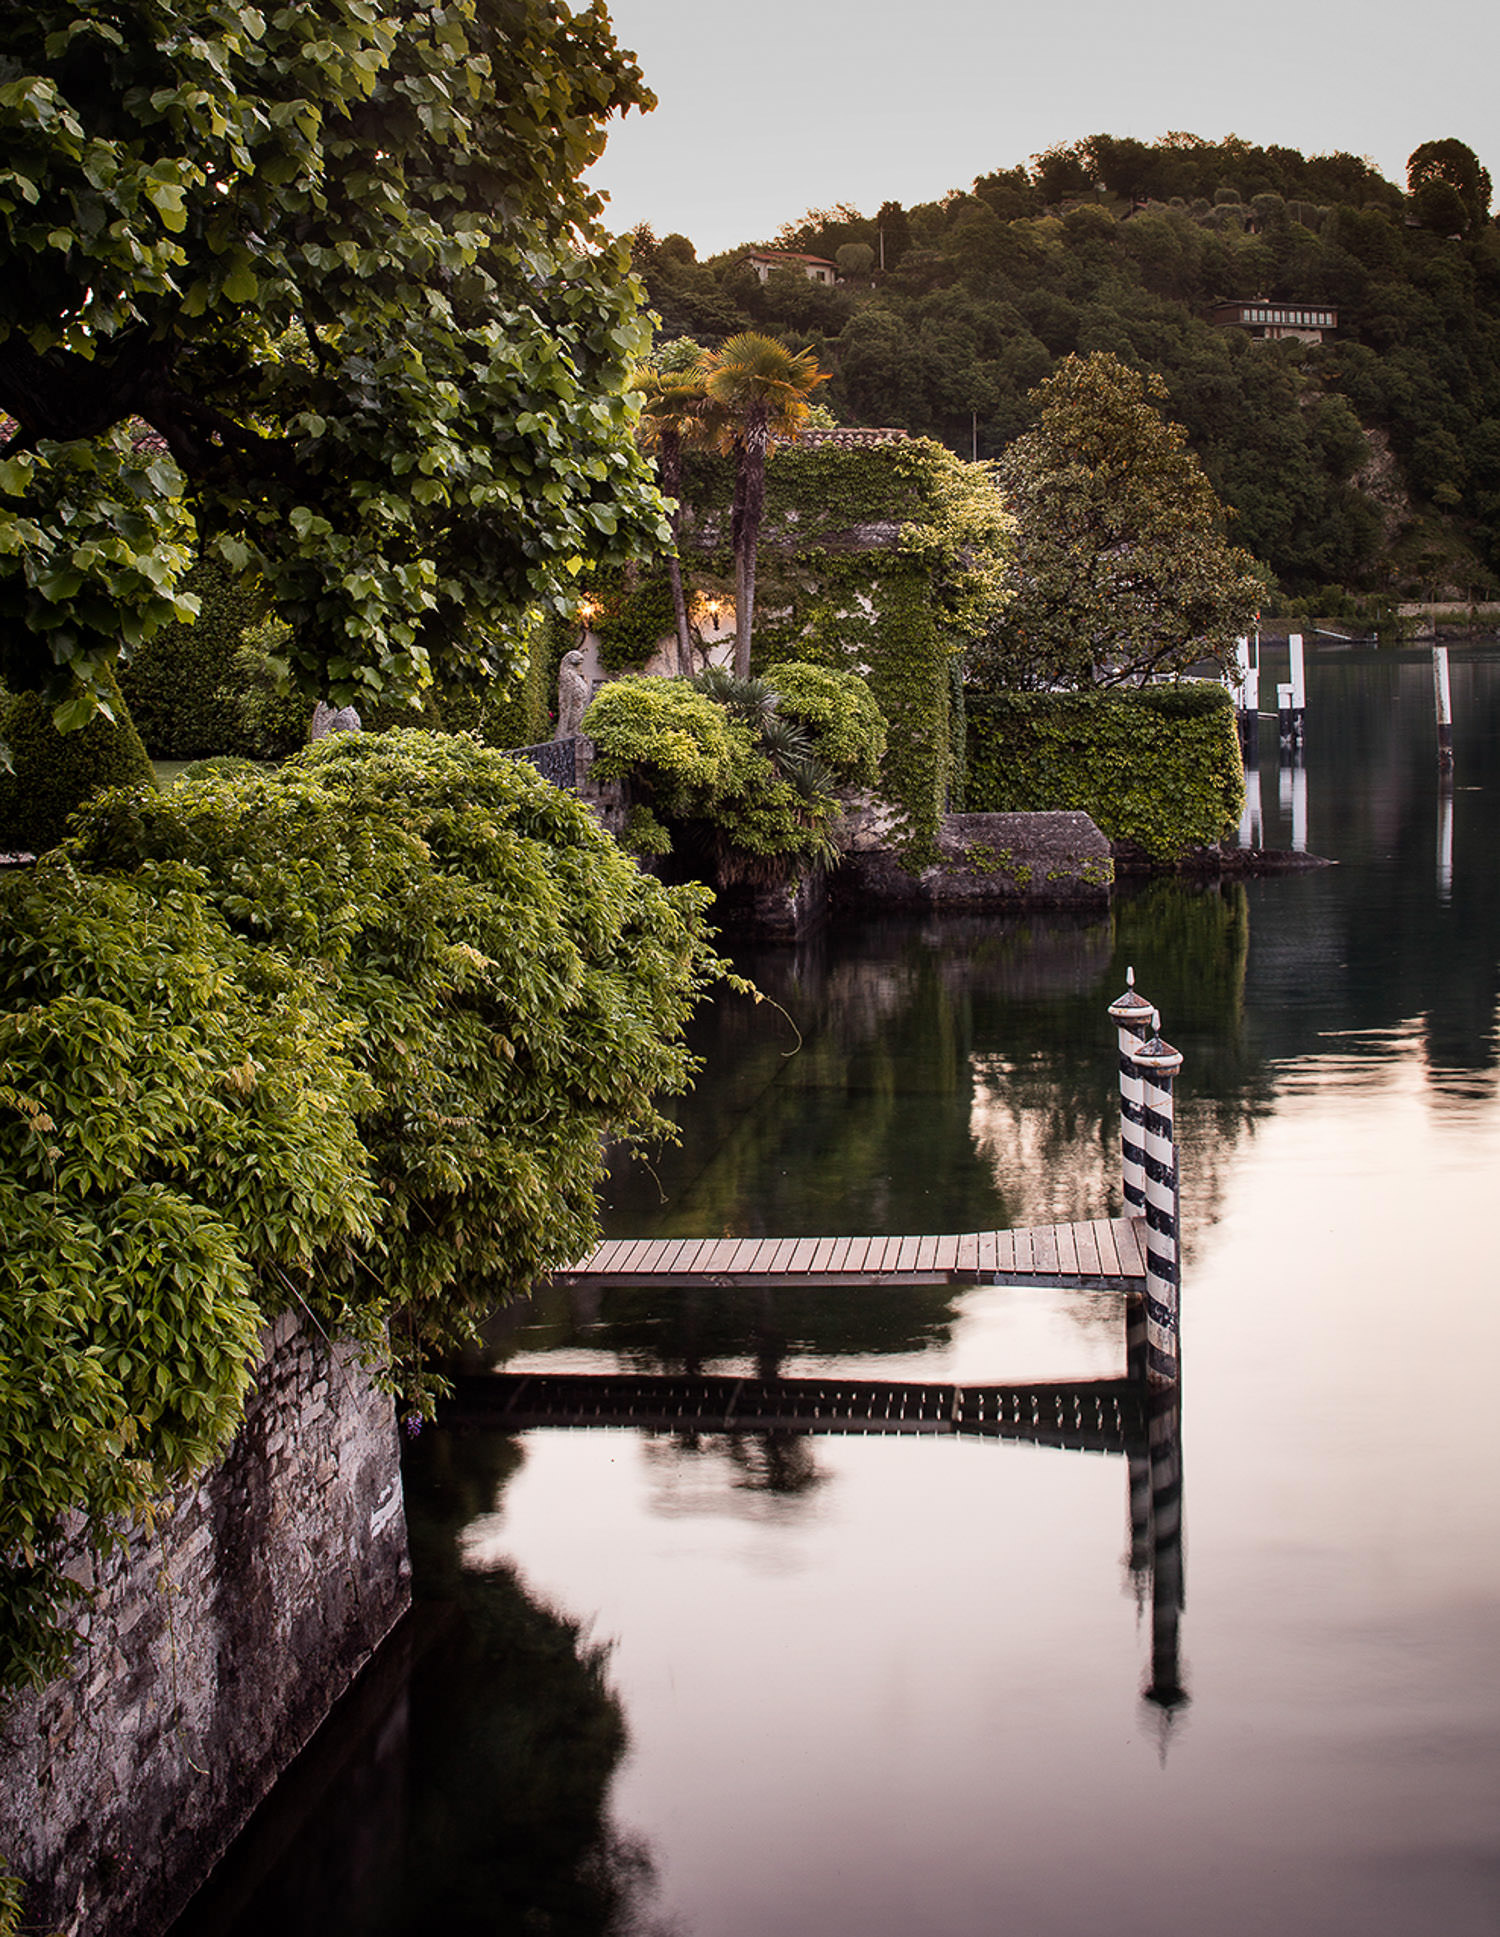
0,664,155,854
117,563,262,758
965,683,1243,860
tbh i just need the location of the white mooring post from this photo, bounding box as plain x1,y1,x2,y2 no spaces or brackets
1433,645,1454,771
1278,633,1307,751
1232,634,1259,756
1107,969,1156,1217
1130,1012,1185,1388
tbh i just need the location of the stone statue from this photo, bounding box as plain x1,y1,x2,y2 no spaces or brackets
311,700,362,740
555,648,589,740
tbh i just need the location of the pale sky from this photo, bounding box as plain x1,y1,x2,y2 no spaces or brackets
589,0,1499,256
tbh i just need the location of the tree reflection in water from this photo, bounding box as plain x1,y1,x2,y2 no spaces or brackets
171,1430,679,1937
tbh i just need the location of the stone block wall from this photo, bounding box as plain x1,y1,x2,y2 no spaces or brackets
0,1313,411,1937
833,811,1115,910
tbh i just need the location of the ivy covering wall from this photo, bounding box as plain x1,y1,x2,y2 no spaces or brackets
965,684,1244,859
638,439,1013,859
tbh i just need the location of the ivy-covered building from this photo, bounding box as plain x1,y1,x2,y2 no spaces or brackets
583,437,1014,859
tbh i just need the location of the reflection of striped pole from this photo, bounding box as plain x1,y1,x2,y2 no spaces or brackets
1131,1013,1185,1388
1143,1394,1188,1712
1107,969,1155,1217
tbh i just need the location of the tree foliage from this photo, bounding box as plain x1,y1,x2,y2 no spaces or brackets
1,730,736,1684
650,132,1500,598
699,333,828,675
0,0,671,725
1407,139,1492,237
971,354,1263,690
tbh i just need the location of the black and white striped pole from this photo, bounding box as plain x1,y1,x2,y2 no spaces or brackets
1131,1012,1184,1388
1108,969,1155,1218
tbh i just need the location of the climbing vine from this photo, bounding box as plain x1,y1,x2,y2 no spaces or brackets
0,732,740,1690
664,440,1014,859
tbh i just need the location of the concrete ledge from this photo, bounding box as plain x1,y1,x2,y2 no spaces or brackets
833,811,1114,910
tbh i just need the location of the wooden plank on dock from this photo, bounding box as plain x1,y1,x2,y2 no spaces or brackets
555,1215,1146,1289
1114,1216,1144,1279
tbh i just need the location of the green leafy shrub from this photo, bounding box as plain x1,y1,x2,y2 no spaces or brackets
761,661,887,788
0,663,155,854
583,673,858,885
0,861,375,1685
2,731,736,1684
965,682,1243,859
585,676,741,796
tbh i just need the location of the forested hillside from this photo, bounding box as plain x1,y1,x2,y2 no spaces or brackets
631,134,1500,606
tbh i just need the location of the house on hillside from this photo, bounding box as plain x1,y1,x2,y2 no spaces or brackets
1210,299,1338,343
742,249,839,286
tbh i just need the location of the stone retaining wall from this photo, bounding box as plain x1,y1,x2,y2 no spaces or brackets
0,1314,411,1937
832,811,1114,911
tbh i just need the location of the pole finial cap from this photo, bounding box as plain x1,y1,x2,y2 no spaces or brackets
1109,967,1154,1022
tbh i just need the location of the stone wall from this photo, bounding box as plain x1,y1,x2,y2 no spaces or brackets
0,1314,411,1937
832,811,1114,910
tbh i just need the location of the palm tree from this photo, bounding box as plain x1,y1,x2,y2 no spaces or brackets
701,334,828,678
633,357,712,676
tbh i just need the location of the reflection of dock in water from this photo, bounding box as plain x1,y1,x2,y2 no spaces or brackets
443,1372,1145,1452
480,979,1191,1716
439,1371,1188,1717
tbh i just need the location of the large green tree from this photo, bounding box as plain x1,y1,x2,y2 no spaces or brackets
973,352,1263,690
632,339,713,675
0,0,671,725
1407,138,1493,237
700,332,827,677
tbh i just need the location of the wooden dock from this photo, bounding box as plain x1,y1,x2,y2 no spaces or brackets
556,1216,1146,1292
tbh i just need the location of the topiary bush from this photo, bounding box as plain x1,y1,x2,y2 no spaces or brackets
116,563,264,758
964,682,1243,859
2,730,739,1686
0,663,155,854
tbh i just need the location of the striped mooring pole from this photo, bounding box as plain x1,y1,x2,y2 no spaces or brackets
1107,969,1155,1218
1132,1013,1185,1387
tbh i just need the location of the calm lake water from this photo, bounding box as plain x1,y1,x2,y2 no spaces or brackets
177,646,1500,1937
